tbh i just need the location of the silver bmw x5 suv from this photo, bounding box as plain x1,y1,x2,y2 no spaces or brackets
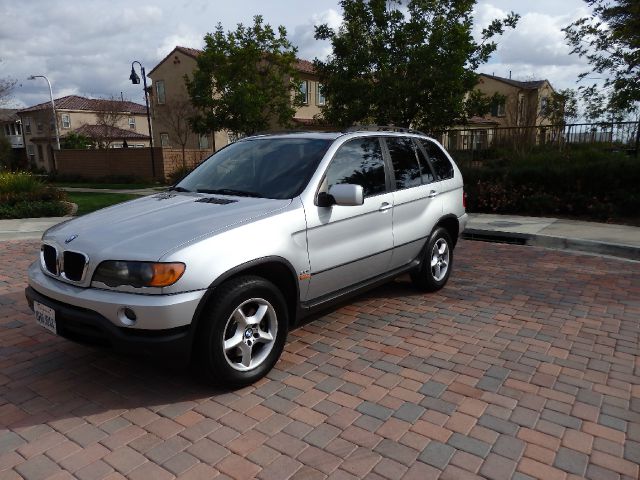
26,129,468,385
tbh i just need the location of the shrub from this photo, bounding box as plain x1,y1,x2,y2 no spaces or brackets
167,165,195,185
0,171,68,219
459,145,640,223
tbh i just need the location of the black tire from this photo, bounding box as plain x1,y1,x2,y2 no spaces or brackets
195,275,288,386
410,227,454,292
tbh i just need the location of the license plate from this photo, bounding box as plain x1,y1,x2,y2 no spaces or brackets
34,301,57,334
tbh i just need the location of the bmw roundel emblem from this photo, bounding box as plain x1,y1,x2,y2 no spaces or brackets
65,234,79,244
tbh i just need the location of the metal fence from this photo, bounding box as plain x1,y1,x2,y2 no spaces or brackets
433,121,639,154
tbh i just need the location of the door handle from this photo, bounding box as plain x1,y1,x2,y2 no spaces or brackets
428,190,439,198
378,202,392,212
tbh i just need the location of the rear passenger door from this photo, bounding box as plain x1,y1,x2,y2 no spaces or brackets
418,138,459,219
384,137,443,269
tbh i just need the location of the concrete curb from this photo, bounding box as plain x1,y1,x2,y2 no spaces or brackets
462,228,640,261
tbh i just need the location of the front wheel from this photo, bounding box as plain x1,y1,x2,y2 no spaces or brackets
410,227,453,292
196,276,288,386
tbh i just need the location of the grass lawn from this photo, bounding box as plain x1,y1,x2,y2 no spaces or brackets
52,182,160,190
66,192,140,216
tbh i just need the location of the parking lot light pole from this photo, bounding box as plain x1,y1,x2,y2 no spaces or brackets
129,61,155,178
28,75,60,151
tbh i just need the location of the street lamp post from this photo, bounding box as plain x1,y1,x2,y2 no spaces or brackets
129,61,155,178
28,75,60,151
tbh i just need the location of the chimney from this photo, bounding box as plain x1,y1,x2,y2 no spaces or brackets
509,71,512,79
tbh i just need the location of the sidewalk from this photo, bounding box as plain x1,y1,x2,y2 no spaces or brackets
465,213,640,261
1,213,639,260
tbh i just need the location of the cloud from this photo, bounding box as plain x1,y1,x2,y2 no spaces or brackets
1,0,600,108
291,9,342,61
473,3,593,89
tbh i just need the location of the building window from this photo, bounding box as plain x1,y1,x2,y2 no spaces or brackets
61,114,71,129
198,134,209,149
3,125,9,136
129,117,136,129
37,119,43,133
490,100,506,117
156,80,166,105
299,80,309,105
160,133,169,147
316,83,326,106
24,117,32,134
27,144,35,160
540,96,548,116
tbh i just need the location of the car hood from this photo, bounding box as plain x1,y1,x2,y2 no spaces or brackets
43,192,292,260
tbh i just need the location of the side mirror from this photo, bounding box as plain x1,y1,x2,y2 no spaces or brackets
329,184,364,206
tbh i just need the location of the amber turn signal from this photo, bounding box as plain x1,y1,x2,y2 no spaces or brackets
148,263,186,287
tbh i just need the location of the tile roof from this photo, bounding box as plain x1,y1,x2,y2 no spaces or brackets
0,109,19,122
150,46,316,75
72,124,150,140
479,73,547,90
18,95,146,114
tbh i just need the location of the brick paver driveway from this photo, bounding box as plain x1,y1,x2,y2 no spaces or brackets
1,239,639,480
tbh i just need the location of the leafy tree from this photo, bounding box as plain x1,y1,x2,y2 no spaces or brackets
580,85,639,123
61,132,92,149
563,0,639,112
465,90,507,119
313,0,519,132
187,15,302,142
541,89,579,125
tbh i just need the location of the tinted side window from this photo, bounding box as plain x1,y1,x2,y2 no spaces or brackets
326,138,386,197
422,140,454,180
414,140,436,184
386,137,422,190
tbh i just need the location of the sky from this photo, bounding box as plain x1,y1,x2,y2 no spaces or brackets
0,0,593,110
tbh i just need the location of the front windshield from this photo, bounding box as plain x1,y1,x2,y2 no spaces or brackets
177,137,332,199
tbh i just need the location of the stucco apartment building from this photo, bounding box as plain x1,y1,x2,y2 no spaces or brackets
442,73,555,151
476,73,555,127
147,46,324,153
17,96,150,171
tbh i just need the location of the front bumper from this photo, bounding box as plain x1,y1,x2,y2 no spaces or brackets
26,286,194,363
28,261,205,331
26,260,208,363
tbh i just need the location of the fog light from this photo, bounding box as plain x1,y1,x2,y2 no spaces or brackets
119,307,137,326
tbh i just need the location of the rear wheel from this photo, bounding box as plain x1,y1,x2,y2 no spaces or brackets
196,276,288,386
411,227,453,292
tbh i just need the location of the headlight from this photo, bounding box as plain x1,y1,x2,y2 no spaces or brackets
93,261,185,288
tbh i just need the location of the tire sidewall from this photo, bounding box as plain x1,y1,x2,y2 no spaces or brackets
199,277,288,386
413,227,453,291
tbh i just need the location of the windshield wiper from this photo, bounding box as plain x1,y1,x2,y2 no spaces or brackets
197,188,262,198
168,186,191,192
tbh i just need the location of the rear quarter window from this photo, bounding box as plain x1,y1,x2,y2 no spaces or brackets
421,139,454,181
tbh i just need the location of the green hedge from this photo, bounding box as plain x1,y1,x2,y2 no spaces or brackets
458,146,640,222
0,172,68,219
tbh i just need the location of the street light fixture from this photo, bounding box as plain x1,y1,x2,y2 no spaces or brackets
129,61,155,178
28,75,61,151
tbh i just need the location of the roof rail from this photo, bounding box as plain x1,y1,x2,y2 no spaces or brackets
344,125,428,136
